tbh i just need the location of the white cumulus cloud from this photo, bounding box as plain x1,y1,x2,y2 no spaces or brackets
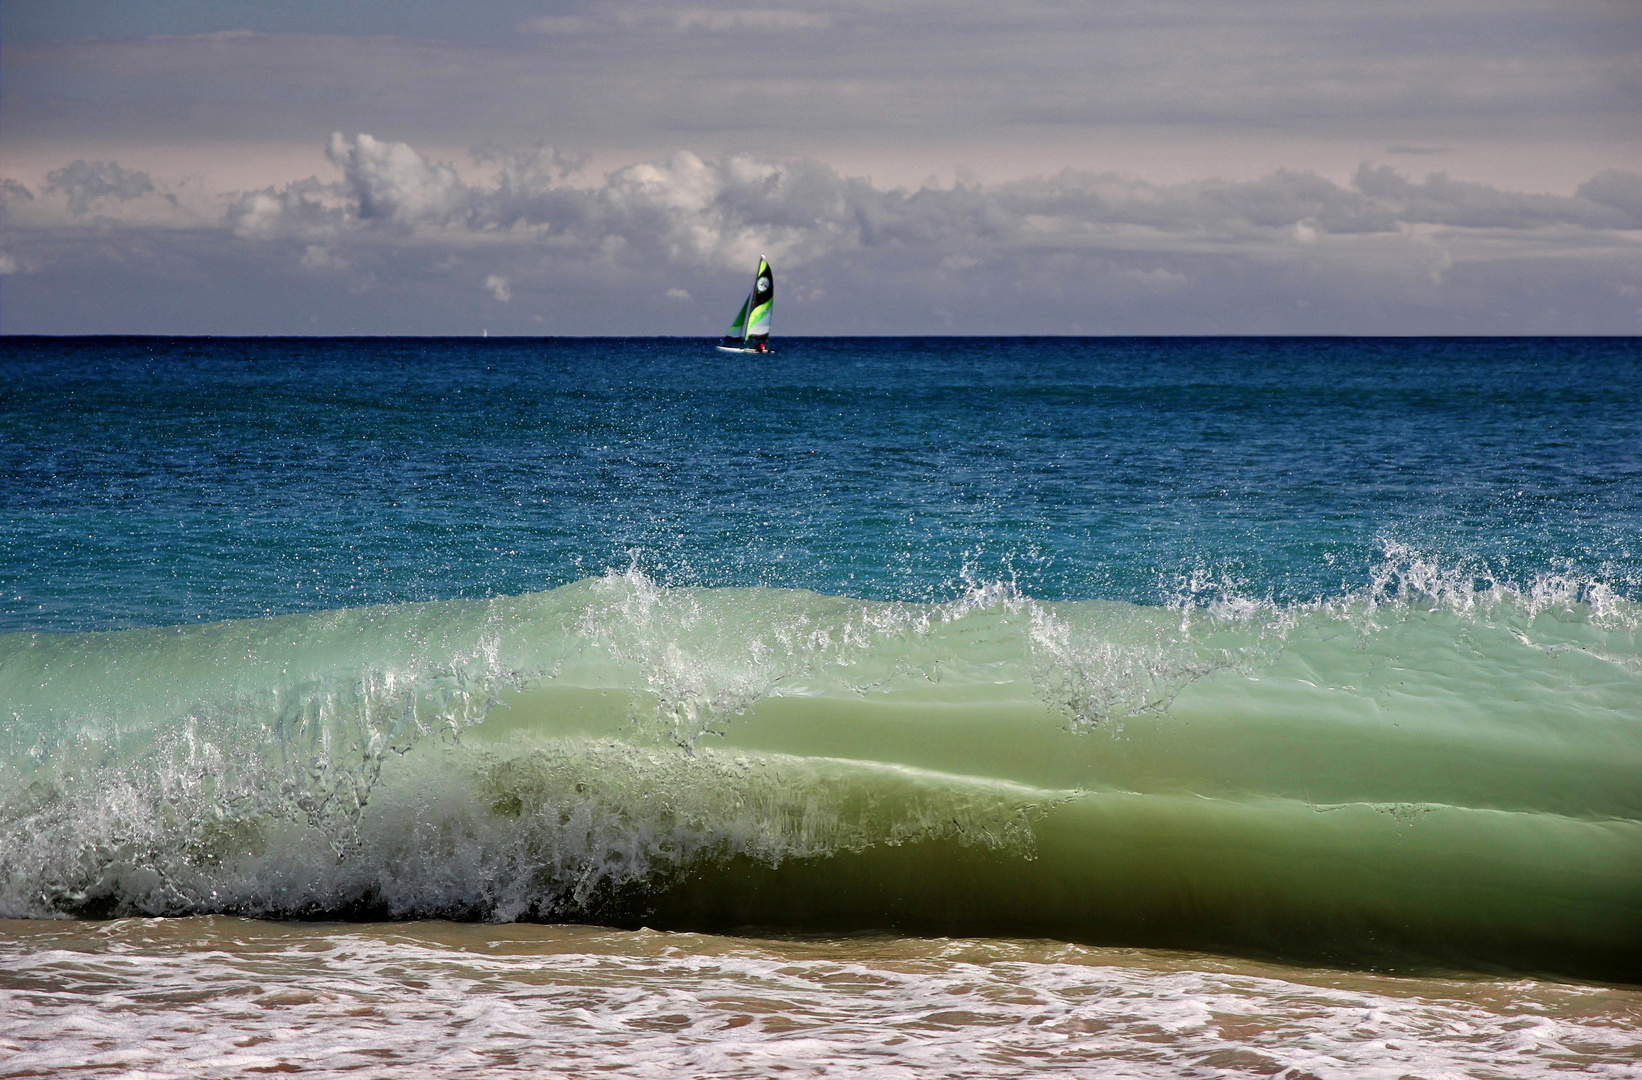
226,179,342,239
327,132,469,227
4,137,1640,335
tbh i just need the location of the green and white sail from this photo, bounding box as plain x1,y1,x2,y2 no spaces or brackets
725,295,751,339
723,256,773,345
745,257,773,342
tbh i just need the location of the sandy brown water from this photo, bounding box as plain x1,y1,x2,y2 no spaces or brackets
1,918,1638,1078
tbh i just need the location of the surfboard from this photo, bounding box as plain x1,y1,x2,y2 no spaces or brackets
716,346,774,354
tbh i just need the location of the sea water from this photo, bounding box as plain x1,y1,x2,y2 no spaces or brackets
1,336,1639,1077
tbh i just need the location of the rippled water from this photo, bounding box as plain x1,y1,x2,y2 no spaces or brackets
3,918,1638,1079
5,336,1639,631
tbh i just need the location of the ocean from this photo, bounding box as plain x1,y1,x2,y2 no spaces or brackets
1,335,1639,1077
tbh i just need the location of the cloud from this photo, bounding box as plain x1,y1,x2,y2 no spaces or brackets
1351,164,1637,230
327,132,468,227
225,178,342,239
473,144,590,182
43,139,1642,265
631,8,834,32
0,181,35,228
1122,268,1187,288
514,15,596,35
6,2,1632,192
44,160,157,215
3,3,1635,334
299,244,347,271
1577,171,1642,227
3,138,1640,334
517,8,832,35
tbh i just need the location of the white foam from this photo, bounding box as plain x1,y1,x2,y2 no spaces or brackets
1,921,1636,1079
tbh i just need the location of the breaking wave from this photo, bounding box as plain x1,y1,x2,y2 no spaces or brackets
2,550,1638,980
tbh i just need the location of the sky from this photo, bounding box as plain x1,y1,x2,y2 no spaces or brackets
1,0,1639,335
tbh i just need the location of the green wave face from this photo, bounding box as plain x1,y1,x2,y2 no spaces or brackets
2,571,1638,980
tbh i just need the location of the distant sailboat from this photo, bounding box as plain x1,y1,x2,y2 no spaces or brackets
717,256,773,353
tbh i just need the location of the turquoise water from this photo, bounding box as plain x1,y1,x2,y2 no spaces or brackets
1,336,1639,983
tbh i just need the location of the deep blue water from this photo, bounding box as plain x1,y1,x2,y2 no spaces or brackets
2,336,1639,632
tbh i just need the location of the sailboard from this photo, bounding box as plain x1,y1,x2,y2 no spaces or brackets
716,256,774,353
